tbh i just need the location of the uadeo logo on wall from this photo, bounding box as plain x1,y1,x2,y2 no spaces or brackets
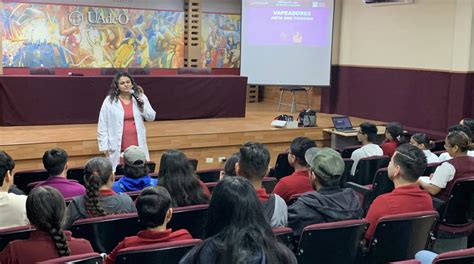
68,10,130,26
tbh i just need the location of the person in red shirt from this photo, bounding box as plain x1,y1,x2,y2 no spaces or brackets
272,137,315,201
365,144,434,240
105,186,193,264
0,186,94,264
381,122,404,157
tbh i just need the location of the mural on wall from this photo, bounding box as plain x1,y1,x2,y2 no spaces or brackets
2,3,184,68
201,13,240,68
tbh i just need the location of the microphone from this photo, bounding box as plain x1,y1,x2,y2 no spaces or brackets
68,72,84,76
129,89,142,104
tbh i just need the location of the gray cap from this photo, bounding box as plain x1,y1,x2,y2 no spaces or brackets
305,147,345,180
123,146,146,167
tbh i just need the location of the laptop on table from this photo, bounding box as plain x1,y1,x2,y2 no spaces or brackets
331,116,358,132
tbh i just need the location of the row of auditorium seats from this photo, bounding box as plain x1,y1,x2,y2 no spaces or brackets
1,209,457,263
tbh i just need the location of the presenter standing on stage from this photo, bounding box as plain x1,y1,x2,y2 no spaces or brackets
97,72,156,171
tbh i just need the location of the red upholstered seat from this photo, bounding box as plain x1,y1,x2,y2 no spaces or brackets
36,253,103,264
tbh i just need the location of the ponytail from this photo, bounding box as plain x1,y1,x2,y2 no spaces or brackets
83,157,113,217
48,225,70,257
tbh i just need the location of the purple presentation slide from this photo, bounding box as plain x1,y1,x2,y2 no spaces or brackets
245,0,331,47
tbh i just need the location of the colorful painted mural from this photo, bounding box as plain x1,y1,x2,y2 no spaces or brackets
2,3,184,68
201,13,240,68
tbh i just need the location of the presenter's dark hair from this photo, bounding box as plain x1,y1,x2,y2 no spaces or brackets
42,148,68,176
290,137,316,166
108,72,143,102
186,176,295,263
136,186,171,228
84,157,113,217
359,122,378,142
0,151,15,187
158,149,209,207
27,186,70,257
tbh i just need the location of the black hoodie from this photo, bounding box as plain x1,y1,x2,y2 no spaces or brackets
288,186,363,237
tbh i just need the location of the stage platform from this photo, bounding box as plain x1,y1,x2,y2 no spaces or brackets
0,101,383,172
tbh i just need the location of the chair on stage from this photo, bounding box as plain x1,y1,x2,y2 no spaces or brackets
100,68,125,75
114,239,202,264
177,67,211,75
0,225,34,251
128,68,150,75
13,169,50,194
168,204,209,239
70,213,141,253
277,86,310,113
364,211,438,264
29,67,56,75
36,253,104,264
296,219,369,264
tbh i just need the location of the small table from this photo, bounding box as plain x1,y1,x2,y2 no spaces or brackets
323,126,387,149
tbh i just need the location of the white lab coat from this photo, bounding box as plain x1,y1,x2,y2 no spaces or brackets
97,94,156,171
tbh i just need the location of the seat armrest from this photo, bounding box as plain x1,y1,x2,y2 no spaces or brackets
346,181,371,195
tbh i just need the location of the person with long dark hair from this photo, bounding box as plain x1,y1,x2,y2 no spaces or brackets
64,157,136,229
158,149,209,207
97,72,156,171
180,176,296,264
0,187,94,263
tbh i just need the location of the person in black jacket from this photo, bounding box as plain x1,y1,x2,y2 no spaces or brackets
288,147,363,237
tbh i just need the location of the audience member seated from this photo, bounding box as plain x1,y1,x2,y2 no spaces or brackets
0,187,94,263
37,148,85,199
180,176,296,264
410,133,441,164
418,131,474,201
272,137,316,201
365,144,433,240
0,151,29,229
105,186,192,264
64,157,136,229
439,124,473,161
236,142,288,227
220,152,239,179
461,118,474,156
112,146,158,193
158,150,210,207
288,147,363,237
381,122,404,157
350,122,383,175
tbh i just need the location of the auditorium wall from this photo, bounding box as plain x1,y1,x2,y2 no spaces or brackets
322,0,474,137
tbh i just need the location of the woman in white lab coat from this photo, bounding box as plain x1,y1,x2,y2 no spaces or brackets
97,72,156,171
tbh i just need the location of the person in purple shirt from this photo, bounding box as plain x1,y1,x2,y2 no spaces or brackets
36,148,85,199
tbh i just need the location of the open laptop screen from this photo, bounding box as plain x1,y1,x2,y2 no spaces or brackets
332,116,353,130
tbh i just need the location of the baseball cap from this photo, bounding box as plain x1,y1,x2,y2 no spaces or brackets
124,146,146,167
305,147,344,180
